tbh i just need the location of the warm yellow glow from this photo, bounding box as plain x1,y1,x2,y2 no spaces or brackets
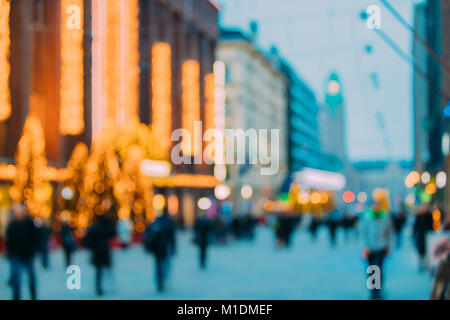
168,194,179,216
0,0,11,121
204,73,215,132
432,209,441,231
182,60,201,155
310,192,321,205
0,164,15,180
151,174,218,188
10,116,51,218
91,0,139,137
213,61,226,174
204,73,215,160
151,42,172,154
60,0,85,135
119,0,139,124
372,188,390,211
153,194,165,211
320,192,329,204
425,183,437,195
298,191,310,205
405,171,420,188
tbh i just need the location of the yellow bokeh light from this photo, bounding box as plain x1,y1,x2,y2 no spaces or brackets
60,0,85,135
153,194,165,211
425,183,437,195
91,0,139,136
0,0,10,121
181,60,201,156
310,192,321,205
152,42,172,154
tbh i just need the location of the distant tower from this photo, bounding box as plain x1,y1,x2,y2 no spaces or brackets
320,72,347,169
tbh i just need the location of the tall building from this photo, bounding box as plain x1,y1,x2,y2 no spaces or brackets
320,72,347,172
412,0,449,171
0,0,220,227
216,28,288,215
279,61,322,173
413,2,431,171
425,0,444,170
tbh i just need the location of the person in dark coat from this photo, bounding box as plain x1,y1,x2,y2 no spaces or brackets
413,205,434,270
275,213,296,248
83,215,115,296
194,214,213,269
392,207,407,248
144,210,176,292
6,202,39,300
309,215,320,241
60,218,77,268
327,208,340,247
37,219,52,270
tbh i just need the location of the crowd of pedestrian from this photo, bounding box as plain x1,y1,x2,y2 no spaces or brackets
1,199,448,300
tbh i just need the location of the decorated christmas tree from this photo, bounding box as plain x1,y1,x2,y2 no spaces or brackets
57,142,89,226
10,116,51,218
78,119,165,230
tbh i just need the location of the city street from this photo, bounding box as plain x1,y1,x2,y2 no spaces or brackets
0,225,433,300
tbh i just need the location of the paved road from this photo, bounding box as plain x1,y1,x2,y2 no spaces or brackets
0,226,433,300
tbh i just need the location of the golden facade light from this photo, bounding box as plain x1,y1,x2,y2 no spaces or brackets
181,60,201,156
91,0,139,137
204,73,215,161
0,0,11,121
151,42,172,153
91,0,108,137
118,0,139,124
60,0,85,135
213,61,226,180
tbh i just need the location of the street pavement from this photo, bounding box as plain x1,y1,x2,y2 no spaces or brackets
0,225,433,300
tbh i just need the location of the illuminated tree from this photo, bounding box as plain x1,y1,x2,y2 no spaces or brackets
78,120,165,229
57,142,89,225
10,116,52,218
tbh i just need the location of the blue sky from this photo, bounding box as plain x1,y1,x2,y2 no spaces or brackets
217,0,417,163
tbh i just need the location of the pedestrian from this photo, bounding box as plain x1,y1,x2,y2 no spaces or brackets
194,213,213,269
413,205,434,271
360,200,393,300
392,206,407,248
144,209,176,292
309,215,320,241
6,202,39,300
60,217,77,268
37,219,52,270
117,217,133,249
327,208,340,247
83,215,115,296
430,252,450,300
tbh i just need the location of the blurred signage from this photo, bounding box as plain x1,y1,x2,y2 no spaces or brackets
293,168,346,191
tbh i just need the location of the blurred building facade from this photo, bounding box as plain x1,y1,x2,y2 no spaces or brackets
217,28,288,215
0,0,220,227
280,61,322,173
412,0,450,172
412,0,450,210
413,2,431,172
